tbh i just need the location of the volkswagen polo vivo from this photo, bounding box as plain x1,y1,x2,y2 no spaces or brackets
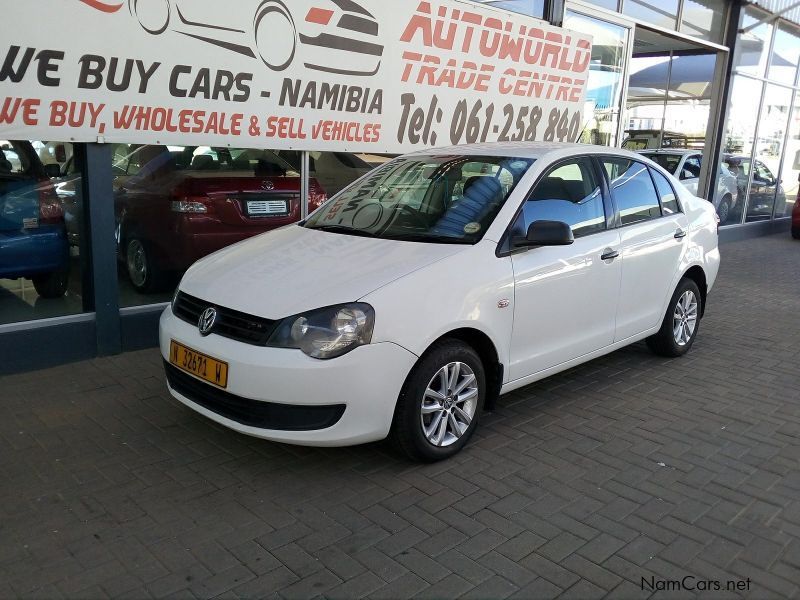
160,142,720,461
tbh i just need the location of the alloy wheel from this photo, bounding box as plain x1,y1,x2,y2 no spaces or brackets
420,362,478,447
127,239,148,288
673,290,698,346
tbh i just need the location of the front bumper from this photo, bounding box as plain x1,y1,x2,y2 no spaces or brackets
159,307,418,446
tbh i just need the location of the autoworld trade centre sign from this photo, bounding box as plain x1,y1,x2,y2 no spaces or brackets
0,0,592,153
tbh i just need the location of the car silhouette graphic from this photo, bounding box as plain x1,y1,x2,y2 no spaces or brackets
127,0,383,76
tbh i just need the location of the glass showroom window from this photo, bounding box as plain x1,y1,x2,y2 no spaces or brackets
469,0,545,18
733,8,774,78
776,92,800,219
114,145,321,307
679,0,727,44
565,11,629,147
623,0,679,30
720,76,765,224
745,85,794,223
0,140,86,326
768,23,800,87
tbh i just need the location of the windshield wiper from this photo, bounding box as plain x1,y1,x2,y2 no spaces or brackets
306,224,378,238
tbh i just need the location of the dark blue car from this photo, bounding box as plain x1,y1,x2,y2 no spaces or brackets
0,140,70,298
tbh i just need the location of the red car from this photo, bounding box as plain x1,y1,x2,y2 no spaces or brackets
115,145,326,292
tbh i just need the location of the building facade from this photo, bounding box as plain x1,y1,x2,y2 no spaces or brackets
1,0,797,373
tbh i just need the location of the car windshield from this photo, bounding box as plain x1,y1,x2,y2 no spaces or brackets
642,153,682,174
304,154,534,244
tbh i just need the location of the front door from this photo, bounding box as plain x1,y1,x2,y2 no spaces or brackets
509,157,621,381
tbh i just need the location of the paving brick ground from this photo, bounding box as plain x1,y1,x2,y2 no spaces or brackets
1,233,799,599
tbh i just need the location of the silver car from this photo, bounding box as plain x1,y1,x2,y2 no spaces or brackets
639,150,738,224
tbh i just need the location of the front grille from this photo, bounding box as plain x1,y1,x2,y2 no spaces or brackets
172,291,278,345
164,362,346,431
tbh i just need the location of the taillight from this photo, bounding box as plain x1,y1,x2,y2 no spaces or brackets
171,199,208,213
38,179,63,224
171,182,209,214
308,179,328,211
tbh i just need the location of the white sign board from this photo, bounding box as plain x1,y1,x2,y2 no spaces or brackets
0,0,592,153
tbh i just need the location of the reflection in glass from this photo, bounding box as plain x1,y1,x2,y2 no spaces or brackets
733,8,774,78
0,140,84,325
625,53,715,151
745,85,793,222
114,145,326,306
623,0,679,30
721,76,764,224
775,92,800,219
565,11,628,147
679,0,727,43
768,24,800,86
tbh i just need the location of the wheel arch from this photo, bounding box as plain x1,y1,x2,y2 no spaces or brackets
682,265,707,317
421,327,504,411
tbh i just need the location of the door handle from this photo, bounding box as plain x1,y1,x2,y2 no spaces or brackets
674,228,687,240
601,249,619,260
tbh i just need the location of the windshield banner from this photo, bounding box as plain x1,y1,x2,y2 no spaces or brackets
0,0,592,152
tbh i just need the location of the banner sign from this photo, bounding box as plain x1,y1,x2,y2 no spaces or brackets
0,0,592,153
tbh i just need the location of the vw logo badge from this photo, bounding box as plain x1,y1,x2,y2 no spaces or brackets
261,180,275,191
198,307,217,336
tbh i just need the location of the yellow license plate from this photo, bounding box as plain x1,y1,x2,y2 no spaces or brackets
169,340,229,388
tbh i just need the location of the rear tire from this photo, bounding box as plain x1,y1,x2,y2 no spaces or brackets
646,278,702,358
126,237,167,293
391,340,485,462
792,227,800,240
32,267,69,299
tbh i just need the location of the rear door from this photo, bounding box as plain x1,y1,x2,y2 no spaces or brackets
602,157,688,341
0,141,40,234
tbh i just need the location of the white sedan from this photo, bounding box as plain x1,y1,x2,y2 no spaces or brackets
159,143,721,461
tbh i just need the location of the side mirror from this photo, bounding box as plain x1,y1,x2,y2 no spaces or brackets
514,220,574,248
44,163,62,178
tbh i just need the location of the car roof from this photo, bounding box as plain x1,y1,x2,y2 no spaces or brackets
407,142,646,162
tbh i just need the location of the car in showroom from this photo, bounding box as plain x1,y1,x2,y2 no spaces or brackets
0,140,71,298
639,149,739,224
723,154,788,221
159,143,720,461
113,145,327,293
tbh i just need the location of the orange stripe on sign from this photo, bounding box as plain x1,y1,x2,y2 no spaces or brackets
79,0,124,12
306,7,334,25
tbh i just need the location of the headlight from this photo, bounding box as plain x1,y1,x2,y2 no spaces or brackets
267,303,375,359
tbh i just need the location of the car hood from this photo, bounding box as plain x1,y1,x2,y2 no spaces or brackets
179,225,466,318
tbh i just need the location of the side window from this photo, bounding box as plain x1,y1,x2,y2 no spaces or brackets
603,159,662,225
681,156,702,180
755,162,775,183
521,158,606,238
650,168,681,215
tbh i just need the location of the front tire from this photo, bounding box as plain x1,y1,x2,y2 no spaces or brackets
391,340,485,462
646,278,702,357
792,227,800,240
717,195,731,224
